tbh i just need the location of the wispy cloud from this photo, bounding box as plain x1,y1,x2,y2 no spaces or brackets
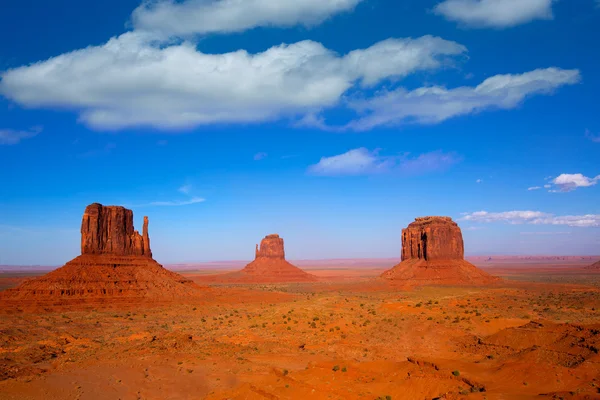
341,68,580,131
528,186,542,191
585,129,600,143
253,152,268,161
433,0,555,28
148,197,205,207
0,126,42,145
476,179,483,184
519,231,571,235
77,142,116,158
307,148,461,176
178,184,192,195
461,211,600,227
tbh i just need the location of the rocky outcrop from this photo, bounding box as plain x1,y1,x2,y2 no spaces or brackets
1,203,200,305
382,217,499,286
217,234,316,283
81,203,151,257
401,217,463,261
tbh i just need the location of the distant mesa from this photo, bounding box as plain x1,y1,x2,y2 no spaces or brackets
585,260,600,270
1,203,201,304
382,216,500,285
221,234,317,283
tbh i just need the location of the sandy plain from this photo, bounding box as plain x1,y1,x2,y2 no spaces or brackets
1,257,600,400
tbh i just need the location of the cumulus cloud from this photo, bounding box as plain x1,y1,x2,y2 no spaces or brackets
307,148,460,176
0,34,466,131
461,211,600,227
551,173,600,192
342,68,580,131
132,0,364,37
434,0,555,28
0,126,42,145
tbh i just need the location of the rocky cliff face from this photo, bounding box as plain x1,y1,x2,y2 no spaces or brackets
255,234,285,259
401,216,464,261
81,203,151,257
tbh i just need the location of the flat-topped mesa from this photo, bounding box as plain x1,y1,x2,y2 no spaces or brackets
382,215,499,285
255,234,285,260
402,216,464,261
81,203,152,257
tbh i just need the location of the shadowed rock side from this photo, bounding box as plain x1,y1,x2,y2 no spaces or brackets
1,203,200,304
216,234,317,283
382,217,499,285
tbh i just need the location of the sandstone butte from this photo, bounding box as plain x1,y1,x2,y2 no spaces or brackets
381,216,499,285
0,203,200,304
231,234,317,283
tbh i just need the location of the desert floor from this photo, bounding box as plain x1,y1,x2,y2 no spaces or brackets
1,259,600,400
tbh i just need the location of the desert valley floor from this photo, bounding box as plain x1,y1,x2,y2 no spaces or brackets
1,257,600,400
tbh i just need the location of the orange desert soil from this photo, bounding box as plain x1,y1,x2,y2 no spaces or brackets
1,261,600,400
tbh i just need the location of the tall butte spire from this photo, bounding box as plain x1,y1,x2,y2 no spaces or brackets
382,216,499,286
143,216,152,258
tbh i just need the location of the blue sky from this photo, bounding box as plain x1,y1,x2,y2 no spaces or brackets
1,0,599,265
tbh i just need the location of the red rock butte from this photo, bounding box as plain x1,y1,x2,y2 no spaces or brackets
382,216,499,285
1,203,200,304
232,234,317,283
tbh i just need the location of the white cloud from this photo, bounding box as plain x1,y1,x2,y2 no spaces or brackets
551,173,600,192
461,211,600,227
476,179,483,183
0,33,466,131
149,197,205,206
527,186,541,191
178,184,192,194
586,129,600,143
0,126,42,145
132,0,364,37
342,68,580,131
544,184,551,189
254,152,268,161
434,0,555,28
307,148,460,176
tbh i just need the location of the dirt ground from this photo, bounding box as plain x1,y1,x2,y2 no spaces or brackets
1,260,600,400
